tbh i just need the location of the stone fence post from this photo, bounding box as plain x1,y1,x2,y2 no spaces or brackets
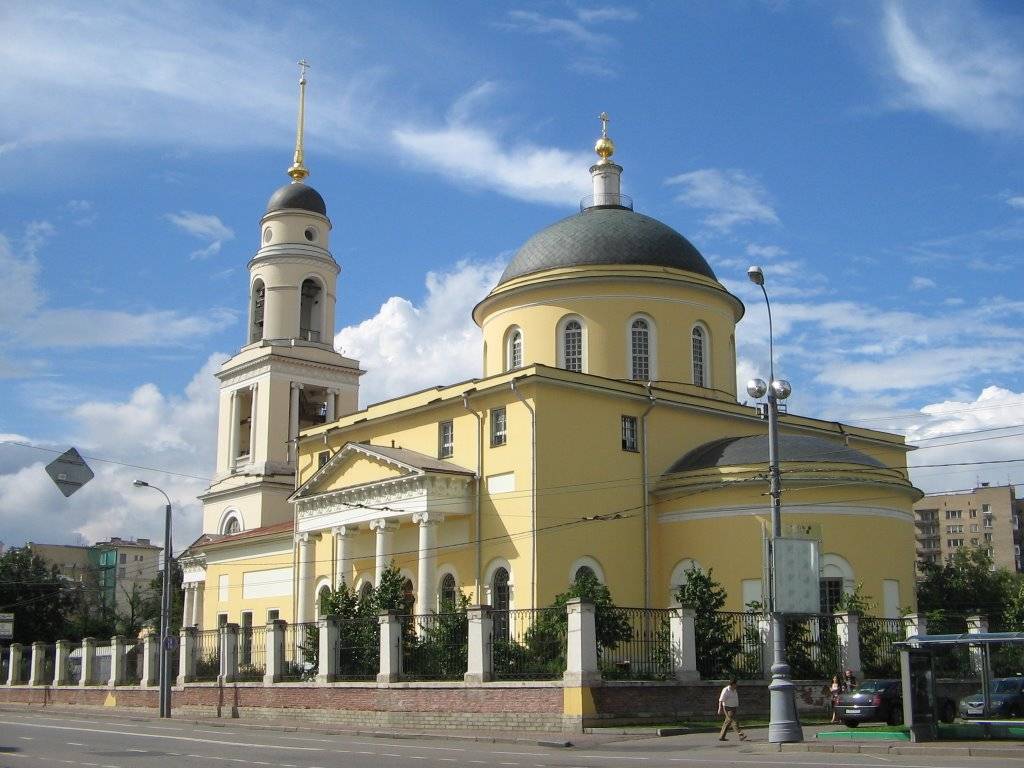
757,616,773,679
264,620,285,684
835,612,862,681
377,610,401,683
80,638,96,686
670,607,699,681
220,623,239,684
141,634,159,687
563,598,599,686
54,640,71,686
28,641,46,686
967,614,988,676
317,615,339,683
904,613,927,639
178,627,196,684
108,635,126,687
465,605,492,683
7,644,23,685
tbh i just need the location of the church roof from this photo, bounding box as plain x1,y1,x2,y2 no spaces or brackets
666,434,886,474
185,520,294,551
266,182,327,215
497,206,716,285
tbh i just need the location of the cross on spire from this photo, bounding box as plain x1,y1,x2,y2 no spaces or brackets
288,59,311,182
599,111,610,138
298,58,311,83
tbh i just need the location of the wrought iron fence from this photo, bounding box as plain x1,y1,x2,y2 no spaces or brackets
859,616,906,678
192,630,220,682
16,650,30,684
334,616,379,681
236,625,267,681
63,643,82,685
123,641,144,685
280,622,319,682
699,611,764,680
163,643,180,684
597,607,673,680
783,614,842,680
490,607,566,680
400,612,468,681
38,644,56,684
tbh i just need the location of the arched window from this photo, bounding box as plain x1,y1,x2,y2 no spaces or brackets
630,318,650,381
224,518,241,535
573,565,596,584
401,577,415,614
439,573,457,609
563,320,583,372
249,279,265,343
692,325,707,387
299,278,323,342
492,567,510,640
506,328,523,371
317,585,331,618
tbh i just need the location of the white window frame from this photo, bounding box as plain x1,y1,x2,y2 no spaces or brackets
626,314,657,381
621,414,638,452
691,322,710,387
568,556,605,585
218,508,244,536
490,406,507,447
438,419,454,458
556,315,587,373
505,327,523,371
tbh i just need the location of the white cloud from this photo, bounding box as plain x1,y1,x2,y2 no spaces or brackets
0,233,44,326
882,3,1024,133
910,275,936,290
499,7,638,75
1007,195,1024,210
665,169,779,231
165,211,235,260
336,259,505,405
0,354,225,548
746,243,787,259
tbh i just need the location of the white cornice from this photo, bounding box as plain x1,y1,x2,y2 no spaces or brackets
216,353,363,386
658,503,914,524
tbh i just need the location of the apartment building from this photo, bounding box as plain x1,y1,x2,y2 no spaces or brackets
913,483,1023,573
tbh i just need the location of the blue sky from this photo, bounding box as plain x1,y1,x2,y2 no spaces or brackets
1,0,1022,549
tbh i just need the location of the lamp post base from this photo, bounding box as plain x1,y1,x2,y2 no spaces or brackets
767,661,803,743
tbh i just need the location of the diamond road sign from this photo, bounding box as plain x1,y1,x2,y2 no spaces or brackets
45,447,94,498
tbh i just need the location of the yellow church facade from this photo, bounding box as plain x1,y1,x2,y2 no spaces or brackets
181,89,920,635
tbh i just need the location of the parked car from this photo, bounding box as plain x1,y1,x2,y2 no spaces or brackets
835,679,903,727
959,676,1024,719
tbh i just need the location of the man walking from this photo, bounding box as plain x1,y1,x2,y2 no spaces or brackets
718,678,747,741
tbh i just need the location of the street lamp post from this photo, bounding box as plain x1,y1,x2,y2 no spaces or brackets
746,265,803,744
132,480,173,718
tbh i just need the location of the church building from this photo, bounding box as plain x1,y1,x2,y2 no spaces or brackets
180,74,921,633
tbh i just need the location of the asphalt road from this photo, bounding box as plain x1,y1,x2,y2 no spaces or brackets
0,711,1017,768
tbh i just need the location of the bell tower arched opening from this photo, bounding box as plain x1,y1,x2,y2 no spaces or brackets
299,278,324,342
249,279,266,343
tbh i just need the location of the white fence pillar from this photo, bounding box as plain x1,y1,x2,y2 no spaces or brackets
7,644,23,685
563,598,600,687
967,614,988,676
835,612,862,681
264,620,285,684
377,610,401,683
178,627,196,684
141,634,159,686
904,613,927,639
54,640,70,685
220,624,239,684
670,607,699,681
465,605,493,683
79,638,96,686
108,636,127,686
28,642,46,686
317,616,339,683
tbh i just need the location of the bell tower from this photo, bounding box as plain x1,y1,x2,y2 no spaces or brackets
199,62,363,536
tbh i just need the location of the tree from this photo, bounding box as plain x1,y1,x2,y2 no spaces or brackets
917,548,1014,631
674,566,741,679
139,558,184,636
0,548,80,643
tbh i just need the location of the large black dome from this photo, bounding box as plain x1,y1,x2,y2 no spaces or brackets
266,182,327,216
498,207,715,285
666,434,886,475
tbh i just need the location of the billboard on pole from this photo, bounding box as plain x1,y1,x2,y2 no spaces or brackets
773,537,820,614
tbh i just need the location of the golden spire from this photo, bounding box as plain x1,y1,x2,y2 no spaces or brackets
594,111,615,163
287,59,311,182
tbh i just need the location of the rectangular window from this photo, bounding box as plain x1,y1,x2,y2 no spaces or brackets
217,613,228,628
819,578,843,614
118,567,126,578
267,609,279,624
970,508,978,518
984,532,993,543
621,415,638,452
490,407,507,447
438,420,454,458
970,524,979,533
119,553,127,564
982,504,991,514
317,450,330,469
971,538,979,545
984,517,994,529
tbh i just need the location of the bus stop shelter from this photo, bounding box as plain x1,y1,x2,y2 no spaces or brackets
898,631,1024,742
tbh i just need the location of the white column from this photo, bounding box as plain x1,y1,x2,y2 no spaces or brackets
182,585,194,628
228,390,240,467
370,519,398,584
325,389,337,422
465,605,492,683
904,613,927,640
289,382,302,464
835,612,862,681
295,533,314,625
28,642,45,686
108,635,126,686
191,584,204,630
967,614,988,676
247,383,258,462
413,512,442,614
670,607,699,681
54,640,71,685
377,611,401,683
7,644,23,685
141,634,159,687
563,598,599,687
333,526,354,589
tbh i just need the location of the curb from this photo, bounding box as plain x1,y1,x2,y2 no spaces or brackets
756,743,1024,760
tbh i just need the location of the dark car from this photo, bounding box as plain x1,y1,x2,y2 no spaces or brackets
959,676,1024,719
835,679,903,727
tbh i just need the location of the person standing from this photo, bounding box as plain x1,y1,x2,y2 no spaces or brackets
830,674,843,724
718,678,747,741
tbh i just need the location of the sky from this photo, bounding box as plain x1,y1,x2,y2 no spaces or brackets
1,0,1023,552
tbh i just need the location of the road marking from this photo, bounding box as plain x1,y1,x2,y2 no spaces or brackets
18,737,33,740
195,729,236,735
351,741,465,752
0,721,323,752
277,736,333,743
492,751,546,758
66,743,85,747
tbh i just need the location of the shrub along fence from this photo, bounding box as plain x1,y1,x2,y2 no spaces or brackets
1,607,993,690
